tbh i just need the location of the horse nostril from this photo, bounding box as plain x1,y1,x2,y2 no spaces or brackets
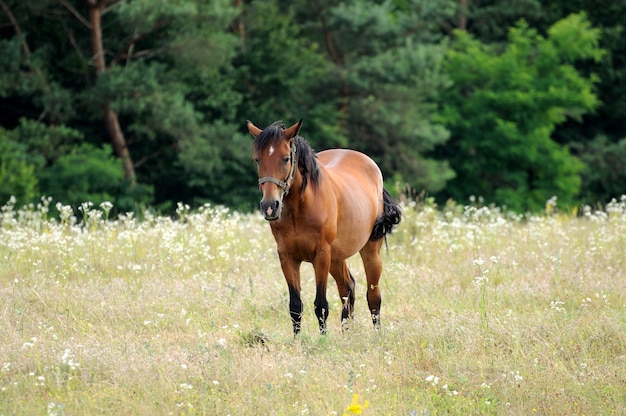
260,199,282,220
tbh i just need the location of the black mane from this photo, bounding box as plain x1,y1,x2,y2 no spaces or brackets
293,135,321,193
252,122,321,194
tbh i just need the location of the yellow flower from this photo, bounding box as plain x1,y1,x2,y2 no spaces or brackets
343,394,370,415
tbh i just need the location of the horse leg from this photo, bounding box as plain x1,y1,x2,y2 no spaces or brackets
330,259,355,331
312,249,331,334
360,239,384,329
278,253,303,335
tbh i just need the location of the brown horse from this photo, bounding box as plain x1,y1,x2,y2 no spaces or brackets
247,119,401,335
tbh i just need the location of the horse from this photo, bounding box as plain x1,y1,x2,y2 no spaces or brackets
247,119,401,335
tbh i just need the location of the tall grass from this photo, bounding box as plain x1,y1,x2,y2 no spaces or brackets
1,196,625,415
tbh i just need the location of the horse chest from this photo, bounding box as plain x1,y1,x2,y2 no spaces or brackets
269,218,327,262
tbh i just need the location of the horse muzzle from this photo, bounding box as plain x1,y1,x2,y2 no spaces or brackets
260,199,282,221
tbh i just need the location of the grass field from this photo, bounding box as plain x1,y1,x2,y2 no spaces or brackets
1,196,625,415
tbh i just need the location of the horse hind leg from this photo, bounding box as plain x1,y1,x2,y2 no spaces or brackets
360,239,384,329
330,259,355,331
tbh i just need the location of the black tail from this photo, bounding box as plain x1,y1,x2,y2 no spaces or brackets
370,188,402,241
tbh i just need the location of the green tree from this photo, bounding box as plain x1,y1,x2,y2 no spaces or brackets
437,13,603,211
0,0,246,210
0,127,38,205
573,136,626,204
234,1,342,148
437,1,626,206
539,0,626,204
81,0,243,207
38,144,126,209
224,0,348,210
273,0,456,193
541,0,626,143
450,0,544,40
6,119,144,211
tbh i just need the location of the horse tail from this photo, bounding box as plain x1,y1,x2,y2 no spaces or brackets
370,188,402,241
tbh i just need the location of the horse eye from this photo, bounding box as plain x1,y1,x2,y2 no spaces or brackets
254,158,260,165
283,157,290,164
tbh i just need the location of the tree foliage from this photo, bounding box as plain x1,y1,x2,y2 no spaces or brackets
436,13,602,211
574,136,626,204
285,0,456,192
38,144,126,209
0,1,624,212
0,127,38,205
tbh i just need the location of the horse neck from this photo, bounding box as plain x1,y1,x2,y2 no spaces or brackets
284,166,314,209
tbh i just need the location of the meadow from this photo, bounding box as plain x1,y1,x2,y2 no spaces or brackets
1,195,625,415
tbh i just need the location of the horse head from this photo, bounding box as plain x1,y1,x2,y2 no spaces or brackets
248,119,302,220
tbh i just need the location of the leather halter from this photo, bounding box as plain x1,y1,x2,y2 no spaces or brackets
258,140,297,196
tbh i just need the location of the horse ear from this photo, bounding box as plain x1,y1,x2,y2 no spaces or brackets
247,120,263,138
283,119,303,140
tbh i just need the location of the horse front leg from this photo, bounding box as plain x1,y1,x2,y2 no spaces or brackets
288,284,303,335
279,253,303,335
313,249,331,334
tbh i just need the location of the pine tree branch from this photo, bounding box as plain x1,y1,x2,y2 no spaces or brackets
0,0,31,55
58,0,92,29
111,20,171,65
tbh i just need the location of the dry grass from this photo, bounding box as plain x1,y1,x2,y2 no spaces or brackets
1,196,625,415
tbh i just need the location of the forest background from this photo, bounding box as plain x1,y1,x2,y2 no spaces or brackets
0,0,624,214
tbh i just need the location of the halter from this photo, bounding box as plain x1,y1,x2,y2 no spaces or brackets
258,140,298,196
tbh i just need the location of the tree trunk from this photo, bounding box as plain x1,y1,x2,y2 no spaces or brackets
458,0,468,31
87,0,136,185
317,3,349,131
232,0,246,52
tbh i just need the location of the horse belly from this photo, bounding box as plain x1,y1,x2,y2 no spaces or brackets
318,150,383,259
332,190,377,258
